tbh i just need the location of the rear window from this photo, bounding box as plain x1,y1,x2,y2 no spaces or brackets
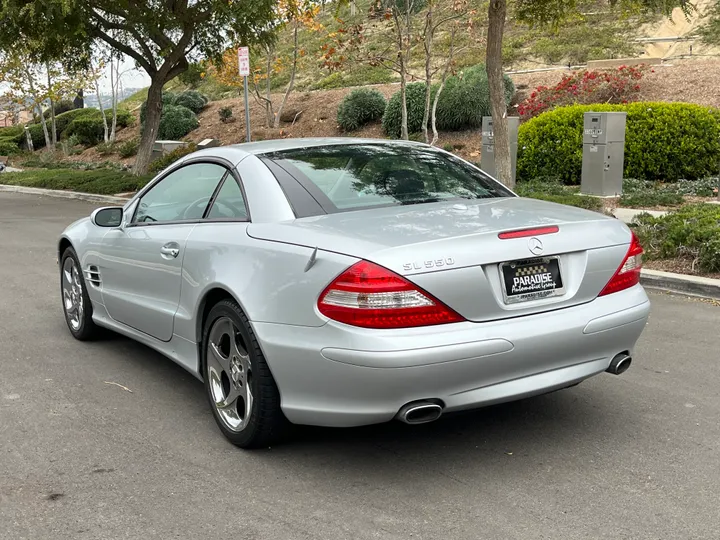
264,144,514,212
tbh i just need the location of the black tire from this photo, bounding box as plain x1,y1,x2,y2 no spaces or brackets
202,299,288,448
60,247,101,341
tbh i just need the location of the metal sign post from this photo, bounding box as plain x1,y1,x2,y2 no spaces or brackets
238,46,251,143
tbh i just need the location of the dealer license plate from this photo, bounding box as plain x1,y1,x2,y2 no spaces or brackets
501,257,565,304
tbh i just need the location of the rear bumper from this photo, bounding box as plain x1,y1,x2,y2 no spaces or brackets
252,285,650,427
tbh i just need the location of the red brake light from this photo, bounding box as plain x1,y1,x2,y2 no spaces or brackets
498,226,559,239
318,260,465,329
599,231,644,296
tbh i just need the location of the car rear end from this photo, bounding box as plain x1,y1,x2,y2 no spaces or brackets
245,141,651,427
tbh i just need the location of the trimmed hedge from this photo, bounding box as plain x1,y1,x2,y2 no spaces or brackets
175,90,209,114
0,140,20,155
157,105,199,140
140,92,178,125
24,108,135,149
63,109,135,147
382,65,515,137
337,88,387,131
140,91,207,124
518,102,720,184
65,117,104,145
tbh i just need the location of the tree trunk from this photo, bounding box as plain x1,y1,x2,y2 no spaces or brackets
274,21,299,129
25,69,51,150
134,78,164,175
486,0,513,188
46,64,58,146
94,76,109,144
432,27,457,146
265,46,275,127
110,58,119,142
400,71,409,140
393,10,409,140
422,6,433,144
24,126,34,152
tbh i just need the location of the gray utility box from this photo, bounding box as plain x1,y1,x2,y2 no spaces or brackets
151,140,190,162
580,112,627,196
480,116,519,184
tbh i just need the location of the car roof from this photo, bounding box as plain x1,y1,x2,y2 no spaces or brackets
229,137,429,156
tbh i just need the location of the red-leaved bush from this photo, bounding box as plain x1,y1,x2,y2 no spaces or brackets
517,65,648,121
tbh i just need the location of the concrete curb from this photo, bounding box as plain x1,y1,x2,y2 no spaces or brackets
641,269,720,300
0,184,129,205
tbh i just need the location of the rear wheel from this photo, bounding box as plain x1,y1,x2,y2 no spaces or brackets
202,299,287,448
60,247,100,341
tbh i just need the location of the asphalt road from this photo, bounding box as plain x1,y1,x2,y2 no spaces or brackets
1,192,719,540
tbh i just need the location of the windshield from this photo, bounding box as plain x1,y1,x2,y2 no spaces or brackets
265,144,514,212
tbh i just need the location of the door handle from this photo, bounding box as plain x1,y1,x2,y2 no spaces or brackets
160,243,180,259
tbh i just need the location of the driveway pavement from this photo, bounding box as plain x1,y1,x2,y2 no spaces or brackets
1,192,719,539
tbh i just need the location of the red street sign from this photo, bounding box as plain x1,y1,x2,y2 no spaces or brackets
238,47,250,77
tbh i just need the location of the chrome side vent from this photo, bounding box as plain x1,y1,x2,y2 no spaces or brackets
85,265,101,288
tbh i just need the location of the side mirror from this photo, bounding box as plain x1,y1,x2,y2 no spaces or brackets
92,207,124,228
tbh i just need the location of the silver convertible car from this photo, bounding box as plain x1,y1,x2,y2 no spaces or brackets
59,138,650,448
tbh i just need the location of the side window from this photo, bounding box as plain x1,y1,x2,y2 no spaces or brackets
206,176,248,220
133,163,228,224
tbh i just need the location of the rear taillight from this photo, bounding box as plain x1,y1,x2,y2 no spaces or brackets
599,231,644,297
318,260,465,329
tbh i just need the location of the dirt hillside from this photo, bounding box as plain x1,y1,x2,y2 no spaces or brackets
71,58,720,166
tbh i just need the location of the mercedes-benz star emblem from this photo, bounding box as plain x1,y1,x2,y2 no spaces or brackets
528,237,544,256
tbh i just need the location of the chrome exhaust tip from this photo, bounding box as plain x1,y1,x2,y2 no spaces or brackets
607,353,632,375
396,402,443,425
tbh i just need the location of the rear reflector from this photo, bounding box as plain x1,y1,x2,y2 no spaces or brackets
318,260,465,329
498,226,559,239
599,231,644,296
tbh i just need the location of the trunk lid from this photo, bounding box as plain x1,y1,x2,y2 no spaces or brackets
247,198,632,321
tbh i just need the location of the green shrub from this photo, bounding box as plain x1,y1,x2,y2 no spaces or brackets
157,105,199,140
178,62,204,88
218,107,234,123
27,123,48,149
140,92,177,125
632,204,720,272
95,141,116,155
118,138,139,158
0,125,25,143
382,83,434,138
42,99,76,119
54,108,97,136
149,143,198,174
63,109,135,146
175,90,208,113
382,65,515,137
65,117,104,146
337,88,387,131
0,140,20,155
434,64,515,131
518,102,720,184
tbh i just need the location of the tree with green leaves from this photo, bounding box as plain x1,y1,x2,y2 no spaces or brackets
1,0,276,174
485,0,696,189
0,48,80,150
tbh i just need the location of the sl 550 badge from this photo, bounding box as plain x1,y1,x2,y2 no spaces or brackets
403,258,455,271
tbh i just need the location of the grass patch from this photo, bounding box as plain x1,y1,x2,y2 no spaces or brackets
515,178,604,212
0,169,153,195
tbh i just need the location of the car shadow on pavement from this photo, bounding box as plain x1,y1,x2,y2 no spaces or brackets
84,326,627,475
